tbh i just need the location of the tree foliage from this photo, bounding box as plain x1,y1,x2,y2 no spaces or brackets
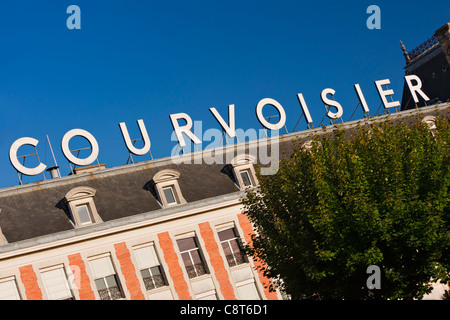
242,113,450,300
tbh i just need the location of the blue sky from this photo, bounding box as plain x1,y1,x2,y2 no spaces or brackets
0,0,449,188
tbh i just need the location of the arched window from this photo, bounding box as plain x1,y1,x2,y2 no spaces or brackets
151,169,186,208
64,186,102,227
228,154,259,190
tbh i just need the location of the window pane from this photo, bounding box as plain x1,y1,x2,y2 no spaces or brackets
95,278,106,291
221,242,233,257
240,171,252,186
150,266,162,276
230,239,241,254
181,252,193,267
105,275,118,288
140,269,151,279
77,205,92,224
218,228,236,241
190,250,202,265
163,187,177,204
177,237,197,252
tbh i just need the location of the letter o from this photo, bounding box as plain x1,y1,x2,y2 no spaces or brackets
61,129,99,166
255,98,287,131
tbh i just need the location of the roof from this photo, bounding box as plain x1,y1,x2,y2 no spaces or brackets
0,103,448,246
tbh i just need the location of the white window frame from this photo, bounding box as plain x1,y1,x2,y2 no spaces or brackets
88,253,125,300
133,243,169,291
64,186,102,228
39,265,74,300
229,155,259,190
151,169,186,208
176,233,209,279
0,276,21,300
217,226,247,268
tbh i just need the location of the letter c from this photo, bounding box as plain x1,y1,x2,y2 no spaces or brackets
9,137,47,176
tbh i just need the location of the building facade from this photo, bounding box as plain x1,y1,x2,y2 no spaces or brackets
0,103,448,300
401,22,450,110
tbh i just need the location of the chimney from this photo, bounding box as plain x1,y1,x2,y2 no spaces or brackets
46,166,60,179
434,23,450,67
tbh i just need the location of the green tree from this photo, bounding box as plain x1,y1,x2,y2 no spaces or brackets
242,114,450,300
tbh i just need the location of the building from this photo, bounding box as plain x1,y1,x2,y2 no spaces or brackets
0,100,448,300
400,23,450,110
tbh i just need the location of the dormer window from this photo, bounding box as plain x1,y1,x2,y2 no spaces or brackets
64,186,102,227
151,169,186,208
228,154,259,190
162,186,177,206
240,169,254,187
76,204,94,225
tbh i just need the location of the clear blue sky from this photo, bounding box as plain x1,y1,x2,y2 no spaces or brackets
0,0,449,188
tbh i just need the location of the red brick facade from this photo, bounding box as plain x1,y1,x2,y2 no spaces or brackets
157,231,192,300
198,221,236,300
114,242,145,300
8,215,279,300
19,265,42,300
237,213,278,300
68,253,96,300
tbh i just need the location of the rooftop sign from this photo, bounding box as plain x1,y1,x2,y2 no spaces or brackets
9,75,430,180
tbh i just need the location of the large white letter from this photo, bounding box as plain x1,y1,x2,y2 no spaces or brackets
119,119,151,156
169,113,202,148
375,79,401,109
209,104,236,138
404,75,430,103
61,129,99,166
354,84,370,113
321,88,344,119
297,93,313,125
66,5,81,30
255,98,286,131
9,137,47,176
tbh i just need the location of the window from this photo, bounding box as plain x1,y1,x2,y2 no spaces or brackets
63,186,102,227
0,276,21,300
133,245,168,291
236,279,261,300
76,204,93,225
89,255,125,300
227,154,259,190
40,265,74,300
176,236,209,279
151,169,186,208
240,170,254,187
218,227,247,267
162,186,177,206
